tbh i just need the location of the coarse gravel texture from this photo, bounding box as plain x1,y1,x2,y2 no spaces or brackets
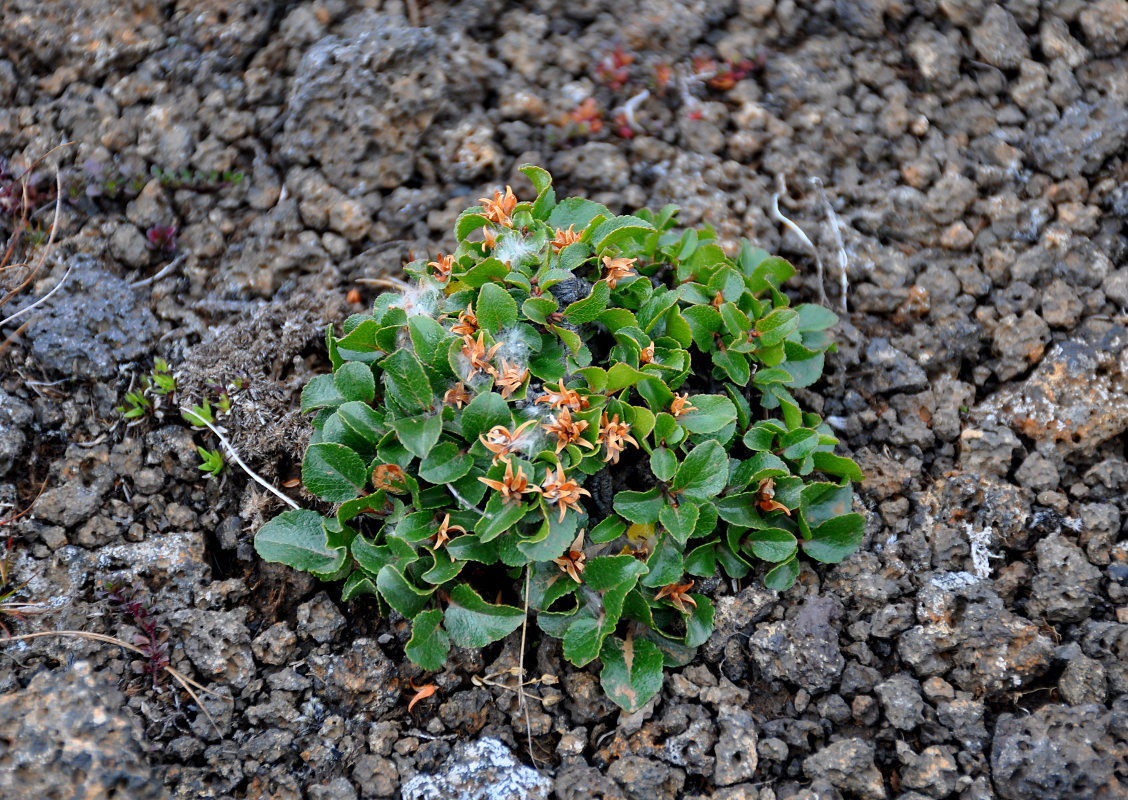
2,1,1128,799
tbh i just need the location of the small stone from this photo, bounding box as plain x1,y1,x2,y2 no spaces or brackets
402,737,552,800
1039,279,1083,328
713,708,757,786
971,6,1030,68
1078,0,1128,56
803,738,886,800
990,310,1050,381
939,222,974,250
992,704,1128,800
897,743,959,799
296,591,346,644
1059,653,1107,705
1014,453,1059,493
352,754,399,799
875,674,925,730
921,677,954,702
1028,534,1102,624
748,596,845,693
109,223,151,269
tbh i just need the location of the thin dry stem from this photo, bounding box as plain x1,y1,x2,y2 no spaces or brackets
771,173,830,308
183,411,299,510
2,630,225,734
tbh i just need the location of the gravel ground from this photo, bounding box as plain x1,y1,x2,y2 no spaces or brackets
2,1,1128,799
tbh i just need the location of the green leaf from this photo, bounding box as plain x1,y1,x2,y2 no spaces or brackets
302,443,368,502
797,303,838,331
477,283,519,332
681,305,722,350
522,296,558,324
461,258,509,287
342,570,378,601
764,556,799,590
745,528,798,563
604,362,645,393
376,565,432,618
684,543,717,577
564,280,611,324
714,493,764,528
443,584,525,648
642,532,684,587
812,452,864,482
456,212,491,241
255,509,347,574
392,414,443,459
780,428,820,462
598,307,639,332
475,499,531,542
589,516,627,544
351,533,393,574
671,441,727,502
301,373,345,413
335,320,386,353
650,448,677,482
409,316,450,365
600,636,664,713
563,615,604,666
548,197,612,232
684,596,715,647
756,308,800,347
800,483,854,528
747,256,796,293
659,501,699,546
584,554,649,592
418,441,474,484
714,350,750,385
614,488,663,524
677,395,737,435
406,608,450,671
460,392,512,443
518,510,579,561
590,215,655,251
380,349,434,414
336,401,384,446
803,513,865,563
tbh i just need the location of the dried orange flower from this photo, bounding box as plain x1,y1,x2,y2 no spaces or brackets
461,332,501,379
372,464,407,492
428,253,455,282
479,420,538,464
478,457,531,503
443,381,472,409
669,393,697,418
481,228,497,250
431,513,467,549
655,580,698,614
551,225,582,252
553,529,587,583
598,413,638,465
543,407,596,454
478,186,518,228
495,359,528,399
756,477,791,515
535,382,588,411
710,291,724,308
533,463,591,523
451,304,479,337
602,256,637,288
639,343,655,364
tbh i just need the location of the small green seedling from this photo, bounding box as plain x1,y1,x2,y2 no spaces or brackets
196,447,225,478
255,167,863,711
116,358,177,420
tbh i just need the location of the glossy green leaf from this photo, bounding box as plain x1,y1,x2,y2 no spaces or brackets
380,349,434,414
614,488,663,524
255,509,347,574
406,608,450,671
443,584,524,648
565,280,611,324
302,443,368,502
677,395,737,435
392,414,443,459
376,564,432,618
418,441,474,484
600,636,664,713
477,283,519,332
803,513,865,563
671,441,727,502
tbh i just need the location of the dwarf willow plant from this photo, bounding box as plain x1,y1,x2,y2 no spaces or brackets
255,166,863,712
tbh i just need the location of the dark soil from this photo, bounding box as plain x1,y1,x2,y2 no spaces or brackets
2,2,1128,799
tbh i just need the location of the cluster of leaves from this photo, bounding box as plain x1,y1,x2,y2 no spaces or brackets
70,160,245,204
117,357,177,420
255,166,862,711
96,579,171,691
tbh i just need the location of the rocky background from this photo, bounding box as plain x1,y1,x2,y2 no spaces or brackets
2,1,1128,798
